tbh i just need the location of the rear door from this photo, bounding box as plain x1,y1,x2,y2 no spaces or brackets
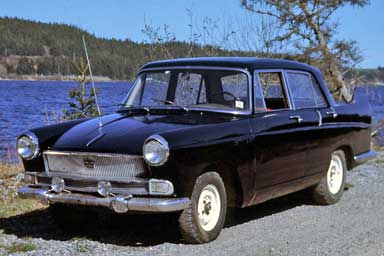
250,70,319,197
284,71,331,177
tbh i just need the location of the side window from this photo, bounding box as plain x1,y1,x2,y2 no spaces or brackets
310,75,328,107
221,73,249,110
257,72,289,110
286,72,314,108
254,75,265,110
286,72,327,109
175,72,206,106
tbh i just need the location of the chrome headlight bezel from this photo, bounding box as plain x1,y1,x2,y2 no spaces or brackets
16,132,39,160
142,135,169,166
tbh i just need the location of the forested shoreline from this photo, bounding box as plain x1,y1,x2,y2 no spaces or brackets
0,17,255,80
0,17,383,84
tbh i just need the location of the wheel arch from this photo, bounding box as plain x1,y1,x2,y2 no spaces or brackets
198,162,243,208
335,145,353,170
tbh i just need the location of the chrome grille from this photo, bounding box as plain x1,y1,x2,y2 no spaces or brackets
43,151,147,180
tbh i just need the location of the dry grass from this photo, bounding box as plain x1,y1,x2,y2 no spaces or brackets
0,241,38,253
0,161,46,218
0,161,22,179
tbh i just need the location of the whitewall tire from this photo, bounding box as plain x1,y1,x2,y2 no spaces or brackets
178,172,227,244
312,150,347,205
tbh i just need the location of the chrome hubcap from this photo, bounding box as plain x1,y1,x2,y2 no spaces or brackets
197,184,221,231
327,154,343,194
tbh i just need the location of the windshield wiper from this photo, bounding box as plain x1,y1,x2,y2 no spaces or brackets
152,99,189,112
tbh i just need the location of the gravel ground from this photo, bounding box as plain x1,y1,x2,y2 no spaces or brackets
0,153,383,256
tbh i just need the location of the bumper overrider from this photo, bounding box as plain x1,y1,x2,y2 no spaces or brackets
17,173,190,213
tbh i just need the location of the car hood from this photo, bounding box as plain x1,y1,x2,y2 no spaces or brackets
51,111,246,155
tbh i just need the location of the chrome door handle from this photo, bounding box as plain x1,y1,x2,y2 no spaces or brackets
326,108,338,118
290,115,303,123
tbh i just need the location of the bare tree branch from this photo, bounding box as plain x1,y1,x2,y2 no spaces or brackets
241,0,369,101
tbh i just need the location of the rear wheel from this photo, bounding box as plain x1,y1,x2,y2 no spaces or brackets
312,150,346,205
178,172,227,244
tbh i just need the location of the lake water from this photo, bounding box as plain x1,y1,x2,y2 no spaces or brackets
0,80,132,162
0,80,383,162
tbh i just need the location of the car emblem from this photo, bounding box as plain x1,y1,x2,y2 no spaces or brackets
83,158,95,169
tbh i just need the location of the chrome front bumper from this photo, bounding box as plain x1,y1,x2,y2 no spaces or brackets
18,186,190,213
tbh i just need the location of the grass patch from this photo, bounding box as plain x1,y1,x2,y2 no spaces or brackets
373,156,384,164
0,162,23,180
76,243,91,253
4,241,37,253
0,163,46,218
0,197,45,218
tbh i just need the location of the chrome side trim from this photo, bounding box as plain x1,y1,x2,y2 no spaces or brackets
123,66,253,116
316,110,322,126
353,150,377,165
18,186,190,213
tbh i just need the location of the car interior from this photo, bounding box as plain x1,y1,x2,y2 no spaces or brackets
257,72,289,110
172,70,249,111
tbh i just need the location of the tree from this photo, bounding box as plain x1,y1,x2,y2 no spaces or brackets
0,64,7,76
16,57,35,75
62,57,100,120
37,58,54,75
241,0,369,101
141,24,177,61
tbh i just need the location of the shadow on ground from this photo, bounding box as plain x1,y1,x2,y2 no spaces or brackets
0,189,334,246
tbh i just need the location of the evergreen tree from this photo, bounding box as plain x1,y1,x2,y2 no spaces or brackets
62,57,100,120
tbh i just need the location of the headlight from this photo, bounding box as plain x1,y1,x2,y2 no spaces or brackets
16,132,39,160
143,135,169,166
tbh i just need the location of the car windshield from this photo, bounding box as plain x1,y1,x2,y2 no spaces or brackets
123,69,250,113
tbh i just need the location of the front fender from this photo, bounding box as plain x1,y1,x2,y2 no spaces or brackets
148,118,254,204
21,118,91,172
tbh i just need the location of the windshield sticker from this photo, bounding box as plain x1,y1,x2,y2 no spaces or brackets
235,100,244,109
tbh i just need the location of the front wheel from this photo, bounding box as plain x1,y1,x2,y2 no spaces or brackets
178,172,227,243
312,150,346,205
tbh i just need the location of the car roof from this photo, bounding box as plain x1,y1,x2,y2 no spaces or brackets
140,56,335,107
140,57,321,75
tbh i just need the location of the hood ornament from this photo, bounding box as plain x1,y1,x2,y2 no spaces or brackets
86,132,105,147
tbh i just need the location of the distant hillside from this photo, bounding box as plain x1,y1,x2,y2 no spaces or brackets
0,17,260,80
353,68,384,85
0,17,383,83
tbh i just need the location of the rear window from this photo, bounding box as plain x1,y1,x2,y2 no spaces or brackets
286,72,327,109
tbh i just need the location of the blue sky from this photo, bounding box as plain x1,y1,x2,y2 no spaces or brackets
0,0,383,68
